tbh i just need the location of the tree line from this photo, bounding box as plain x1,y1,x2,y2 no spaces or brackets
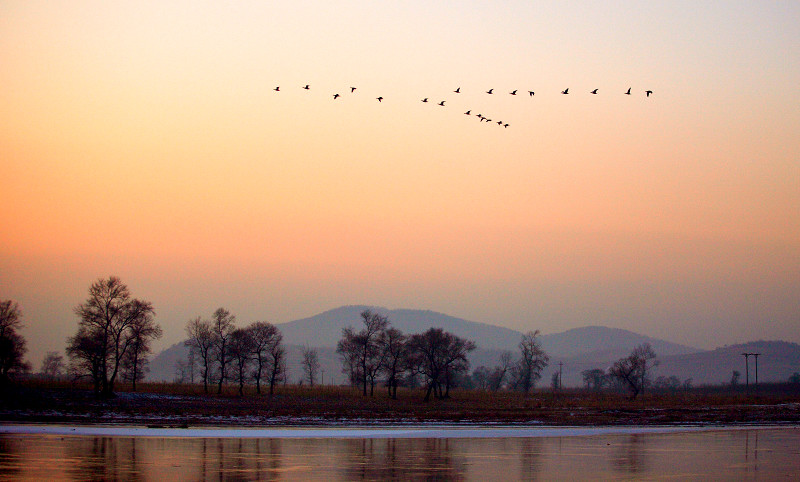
6,277,798,398
335,310,551,401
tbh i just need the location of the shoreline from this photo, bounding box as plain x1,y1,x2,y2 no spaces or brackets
2,423,796,439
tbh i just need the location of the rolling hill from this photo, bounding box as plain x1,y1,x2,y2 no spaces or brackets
149,305,708,385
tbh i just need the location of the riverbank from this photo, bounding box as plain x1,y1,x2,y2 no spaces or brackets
2,382,800,427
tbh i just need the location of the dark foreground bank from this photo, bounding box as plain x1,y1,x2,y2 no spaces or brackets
2,381,800,427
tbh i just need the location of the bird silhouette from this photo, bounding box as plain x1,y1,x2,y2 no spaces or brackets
464,110,471,115
561,88,569,94
486,89,494,94
509,90,517,95
438,101,445,106
645,90,653,97
590,89,598,94
497,120,503,125
528,91,535,96
503,123,509,128
454,87,461,93
376,96,383,102
350,87,357,93
421,98,428,103
302,85,310,90
625,87,631,95
333,93,340,99
274,86,280,91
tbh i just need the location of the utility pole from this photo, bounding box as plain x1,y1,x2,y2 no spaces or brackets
742,353,751,388
558,362,563,390
752,353,760,386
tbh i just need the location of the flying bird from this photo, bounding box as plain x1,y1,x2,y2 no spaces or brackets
503,123,509,128
497,120,503,125
454,87,461,93
274,86,280,91
421,98,428,103
590,89,598,94
528,91,535,96
625,87,632,95
376,96,383,102
464,110,471,115
509,90,517,95
350,87,357,93
486,89,494,94
438,101,445,106
561,88,569,94
302,85,310,90
645,90,653,97
333,93,340,99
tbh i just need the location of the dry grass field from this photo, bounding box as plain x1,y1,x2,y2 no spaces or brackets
2,380,800,427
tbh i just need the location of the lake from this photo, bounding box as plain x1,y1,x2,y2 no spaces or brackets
1,426,798,480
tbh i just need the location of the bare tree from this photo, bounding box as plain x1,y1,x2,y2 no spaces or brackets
266,341,286,396
581,368,607,391
247,322,282,395
488,351,514,391
210,307,236,394
120,307,162,391
407,328,475,401
66,326,104,389
379,327,408,399
70,277,157,397
39,351,66,380
301,346,321,387
336,310,388,396
513,330,549,394
336,327,362,387
228,328,254,395
184,317,214,393
0,300,29,384
472,366,491,390
609,343,658,400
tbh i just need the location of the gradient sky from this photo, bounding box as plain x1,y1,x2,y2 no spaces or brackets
2,1,799,367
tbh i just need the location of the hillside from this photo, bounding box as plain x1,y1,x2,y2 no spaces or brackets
149,306,709,385
654,340,800,385
275,305,524,350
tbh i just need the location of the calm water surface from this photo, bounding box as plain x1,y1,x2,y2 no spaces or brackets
1,427,798,480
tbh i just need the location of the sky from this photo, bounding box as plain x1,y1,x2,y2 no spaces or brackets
2,1,799,368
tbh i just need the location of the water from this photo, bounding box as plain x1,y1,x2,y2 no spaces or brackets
1,426,798,480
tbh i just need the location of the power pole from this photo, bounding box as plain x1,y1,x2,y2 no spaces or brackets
752,353,760,386
742,353,750,388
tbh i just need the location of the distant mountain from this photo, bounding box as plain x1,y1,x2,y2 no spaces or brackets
540,326,699,360
276,305,524,351
149,306,707,386
150,307,799,388
654,340,800,385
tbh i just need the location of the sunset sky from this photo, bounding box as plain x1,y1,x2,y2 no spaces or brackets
2,1,798,367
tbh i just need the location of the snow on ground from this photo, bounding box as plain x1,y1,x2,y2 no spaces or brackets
0,424,772,439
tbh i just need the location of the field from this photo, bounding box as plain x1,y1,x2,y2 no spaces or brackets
3,380,800,428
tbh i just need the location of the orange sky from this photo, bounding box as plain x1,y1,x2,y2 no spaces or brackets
2,1,799,366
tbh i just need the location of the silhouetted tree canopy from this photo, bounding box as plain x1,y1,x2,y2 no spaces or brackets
0,300,29,384
68,277,158,397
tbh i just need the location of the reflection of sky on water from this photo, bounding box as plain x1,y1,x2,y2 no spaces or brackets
1,428,798,480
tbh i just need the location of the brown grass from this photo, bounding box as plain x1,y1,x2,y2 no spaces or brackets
3,380,800,427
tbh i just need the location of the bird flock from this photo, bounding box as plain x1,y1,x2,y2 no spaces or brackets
273,84,654,129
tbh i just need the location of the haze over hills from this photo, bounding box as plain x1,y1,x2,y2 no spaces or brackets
147,306,798,387
275,305,524,351
654,341,800,386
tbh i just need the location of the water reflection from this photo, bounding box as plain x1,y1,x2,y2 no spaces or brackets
610,434,648,475
1,428,798,480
